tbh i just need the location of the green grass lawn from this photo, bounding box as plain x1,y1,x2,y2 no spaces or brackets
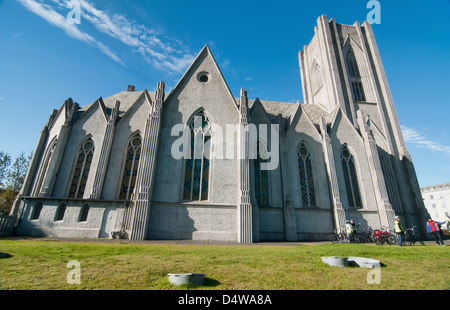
0,239,448,290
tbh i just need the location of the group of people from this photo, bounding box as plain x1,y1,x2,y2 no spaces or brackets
344,216,449,246
393,216,448,246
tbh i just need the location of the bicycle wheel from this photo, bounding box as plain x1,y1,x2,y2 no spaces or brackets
331,234,339,244
404,236,412,246
375,238,384,245
387,234,397,245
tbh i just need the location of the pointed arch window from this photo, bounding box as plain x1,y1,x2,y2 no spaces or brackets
119,135,142,200
33,139,57,196
341,145,362,208
54,203,66,221
311,61,323,94
69,139,94,199
298,143,316,207
78,204,89,222
346,50,366,102
31,202,43,220
346,50,360,78
183,111,211,201
254,142,270,206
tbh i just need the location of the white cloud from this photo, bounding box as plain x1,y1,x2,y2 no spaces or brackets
401,125,450,155
16,0,124,65
16,0,196,73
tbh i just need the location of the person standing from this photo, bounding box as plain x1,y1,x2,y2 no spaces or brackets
426,218,445,246
394,216,405,246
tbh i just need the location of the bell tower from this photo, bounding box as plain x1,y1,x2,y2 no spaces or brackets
299,15,430,235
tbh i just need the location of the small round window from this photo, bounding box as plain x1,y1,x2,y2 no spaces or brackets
197,72,210,83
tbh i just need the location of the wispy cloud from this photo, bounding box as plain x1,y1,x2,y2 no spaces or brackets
16,0,195,73
401,125,450,155
16,0,123,64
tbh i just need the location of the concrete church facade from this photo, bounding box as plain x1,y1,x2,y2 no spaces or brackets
10,15,429,242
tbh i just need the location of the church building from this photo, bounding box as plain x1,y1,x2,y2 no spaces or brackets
10,15,429,242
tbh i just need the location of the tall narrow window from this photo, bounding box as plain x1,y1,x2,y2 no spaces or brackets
119,135,142,200
341,146,362,208
31,202,43,220
55,203,66,221
311,61,323,94
254,142,270,206
33,139,57,196
298,143,316,207
79,204,89,222
346,50,360,77
346,50,366,102
351,82,366,102
69,139,94,199
183,111,211,201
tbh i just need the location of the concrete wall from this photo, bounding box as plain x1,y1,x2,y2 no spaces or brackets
148,203,237,241
15,198,125,239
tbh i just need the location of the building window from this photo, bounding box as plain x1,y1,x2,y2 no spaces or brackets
346,50,360,77
297,143,316,207
119,135,142,200
54,203,66,221
430,195,434,200
34,139,57,196
311,61,323,94
341,145,362,208
197,72,210,83
346,50,366,102
351,82,366,102
79,204,89,222
254,142,270,206
183,111,211,201
31,202,43,220
69,139,94,199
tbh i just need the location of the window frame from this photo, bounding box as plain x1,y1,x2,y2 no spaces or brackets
118,134,142,200
297,143,316,207
78,204,89,222
182,110,212,202
341,145,363,208
68,139,95,199
31,202,43,220
54,203,66,222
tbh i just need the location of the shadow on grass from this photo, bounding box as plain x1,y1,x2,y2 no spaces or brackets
172,277,222,289
0,252,11,259
202,277,221,287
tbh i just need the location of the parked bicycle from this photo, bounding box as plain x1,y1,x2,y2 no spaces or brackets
403,226,425,246
372,226,396,245
331,229,350,243
331,229,372,244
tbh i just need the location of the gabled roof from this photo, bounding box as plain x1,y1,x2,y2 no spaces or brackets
165,44,239,113
78,90,149,118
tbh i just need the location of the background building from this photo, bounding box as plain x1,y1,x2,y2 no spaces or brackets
421,183,450,225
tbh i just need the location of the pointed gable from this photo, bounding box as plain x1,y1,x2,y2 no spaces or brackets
163,45,239,125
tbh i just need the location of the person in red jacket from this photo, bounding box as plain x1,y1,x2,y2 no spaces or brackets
426,218,445,246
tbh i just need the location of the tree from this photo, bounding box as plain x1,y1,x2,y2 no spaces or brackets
0,151,11,188
0,151,31,215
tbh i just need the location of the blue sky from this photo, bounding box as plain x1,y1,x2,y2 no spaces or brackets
0,0,449,187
